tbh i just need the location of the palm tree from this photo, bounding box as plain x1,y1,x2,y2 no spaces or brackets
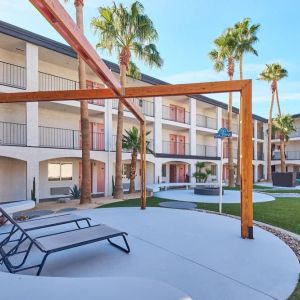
209,29,237,187
64,0,91,204
233,18,260,185
258,63,288,181
122,126,153,193
91,1,163,199
272,114,296,172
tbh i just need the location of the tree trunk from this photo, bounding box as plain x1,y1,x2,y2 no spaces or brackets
75,1,91,204
267,91,275,181
275,86,281,116
236,55,243,186
280,135,286,172
114,64,127,199
227,57,235,187
129,149,137,193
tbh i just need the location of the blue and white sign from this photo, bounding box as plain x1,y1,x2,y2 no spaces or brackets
214,127,232,139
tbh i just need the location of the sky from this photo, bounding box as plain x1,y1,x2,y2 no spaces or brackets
1,0,300,117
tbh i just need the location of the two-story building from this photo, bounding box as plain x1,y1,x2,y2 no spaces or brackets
0,21,268,203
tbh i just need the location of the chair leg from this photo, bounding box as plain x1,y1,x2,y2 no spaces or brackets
37,253,49,276
108,235,130,253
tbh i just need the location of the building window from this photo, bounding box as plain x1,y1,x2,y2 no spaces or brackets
48,163,73,181
122,163,131,179
211,165,217,176
162,164,167,177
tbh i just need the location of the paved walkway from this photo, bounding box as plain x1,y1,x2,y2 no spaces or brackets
1,208,298,299
154,189,275,203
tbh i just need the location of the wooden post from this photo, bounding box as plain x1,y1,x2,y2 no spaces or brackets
240,81,254,239
140,121,147,209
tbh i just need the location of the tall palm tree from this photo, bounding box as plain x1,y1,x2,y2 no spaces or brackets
91,1,163,199
233,18,260,185
122,126,153,193
272,114,296,172
64,0,91,204
209,29,237,187
258,63,288,181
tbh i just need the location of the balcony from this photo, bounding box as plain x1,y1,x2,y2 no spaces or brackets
289,128,300,138
0,61,26,90
110,135,153,153
0,121,27,146
162,140,190,155
39,126,105,150
273,151,300,160
112,98,154,117
257,129,264,140
39,72,105,107
196,145,218,157
222,119,238,134
196,114,217,130
162,105,190,124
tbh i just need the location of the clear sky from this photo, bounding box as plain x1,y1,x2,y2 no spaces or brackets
1,0,300,117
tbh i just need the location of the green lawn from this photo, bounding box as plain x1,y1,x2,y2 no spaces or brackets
289,277,300,300
224,185,273,190
101,197,300,234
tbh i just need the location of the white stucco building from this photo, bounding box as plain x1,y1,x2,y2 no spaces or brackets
0,21,272,203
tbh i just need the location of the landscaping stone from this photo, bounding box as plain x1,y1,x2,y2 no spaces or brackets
57,198,72,203
56,208,78,213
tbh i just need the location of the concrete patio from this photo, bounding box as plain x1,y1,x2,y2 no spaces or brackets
0,207,298,300
154,189,275,203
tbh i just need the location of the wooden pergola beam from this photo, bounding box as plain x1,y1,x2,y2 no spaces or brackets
0,80,248,103
29,0,145,123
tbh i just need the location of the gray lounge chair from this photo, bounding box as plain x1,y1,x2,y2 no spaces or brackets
0,211,91,247
0,208,130,276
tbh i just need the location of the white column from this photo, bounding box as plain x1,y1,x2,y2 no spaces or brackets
263,122,268,179
27,159,39,203
154,160,162,184
253,120,258,160
217,107,222,157
105,101,113,196
253,164,258,182
154,97,162,153
190,161,196,185
26,43,39,147
189,98,196,156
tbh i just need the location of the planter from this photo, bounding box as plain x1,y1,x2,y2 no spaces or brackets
272,172,297,187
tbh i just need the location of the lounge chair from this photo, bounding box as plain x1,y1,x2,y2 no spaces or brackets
0,208,130,276
0,211,91,247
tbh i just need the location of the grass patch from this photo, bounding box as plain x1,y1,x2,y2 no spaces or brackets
100,197,300,234
224,185,283,191
288,276,300,300
260,190,300,194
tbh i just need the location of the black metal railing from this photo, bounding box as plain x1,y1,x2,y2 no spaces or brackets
110,135,153,153
162,105,190,124
196,114,217,129
0,61,26,89
0,121,27,146
39,126,105,150
162,140,190,155
39,72,79,91
196,145,218,157
112,98,154,117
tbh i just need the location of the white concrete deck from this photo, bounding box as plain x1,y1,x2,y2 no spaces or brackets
0,200,35,214
154,189,275,203
0,208,298,300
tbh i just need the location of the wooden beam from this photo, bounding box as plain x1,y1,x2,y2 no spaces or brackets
29,0,145,123
240,80,253,239
140,122,147,209
0,80,248,103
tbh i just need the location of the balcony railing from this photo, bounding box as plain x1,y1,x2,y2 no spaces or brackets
39,72,78,91
112,98,154,117
222,120,238,134
110,135,153,153
0,61,26,89
162,140,190,155
196,115,217,130
196,145,218,157
39,126,105,150
273,151,300,160
162,105,190,124
289,128,300,138
223,147,238,159
0,121,27,146
257,129,264,140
